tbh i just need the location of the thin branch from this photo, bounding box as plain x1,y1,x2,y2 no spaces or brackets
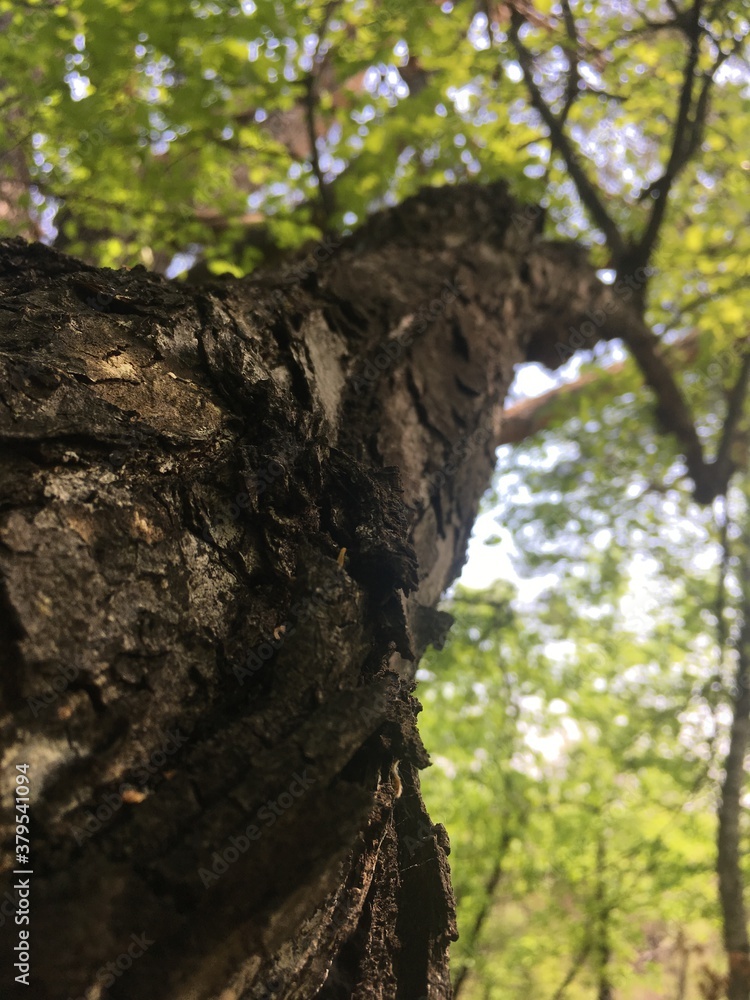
558,0,580,129
0,128,35,164
713,349,750,486
662,276,750,332
550,942,591,1000
452,826,515,1000
716,496,731,659
508,12,626,260
634,1,706,262
302,0,341,229
303,73,334,226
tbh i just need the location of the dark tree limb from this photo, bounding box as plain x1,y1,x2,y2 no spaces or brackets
303,71,336,228
452,826,515,999
634,6,746,265
558,0,581,129
713,350,750,489
717,496,750,1000
302,1,341,229
498,332,702,447
509,11,627,261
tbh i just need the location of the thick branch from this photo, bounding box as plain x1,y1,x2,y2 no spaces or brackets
618,317,709,492
521,242,740,502
714,350,750,485
498,331,701,447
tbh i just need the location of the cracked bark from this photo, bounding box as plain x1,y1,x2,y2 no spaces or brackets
0,181,673,999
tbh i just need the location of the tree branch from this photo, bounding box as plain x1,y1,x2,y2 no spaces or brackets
302,1,341,229
452,826,515,999
521,241,744,502
498,331,701,447
303,72,335,227
509,11,627,261
713,349,750,487
550,942,591,1000
558,0,581,129
634,1,717,264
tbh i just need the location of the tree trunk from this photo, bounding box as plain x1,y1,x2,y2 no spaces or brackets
0,181,639,1000
717,508,750,1000
594,833,613,1000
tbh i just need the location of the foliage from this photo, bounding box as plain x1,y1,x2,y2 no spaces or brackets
419,470,722,995
417,358,750,994
2,1,748,307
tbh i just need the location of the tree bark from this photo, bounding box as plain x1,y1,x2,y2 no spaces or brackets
0,181,646,999
717,511,750,1000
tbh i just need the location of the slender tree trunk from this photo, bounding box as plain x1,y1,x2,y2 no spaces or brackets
595,833,613,1000
674,927,689,1000
550,943,590,1000
0,182,646,999
451,828,514,999
717,508,750,1000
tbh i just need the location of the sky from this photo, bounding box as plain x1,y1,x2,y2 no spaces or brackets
458,358,592,594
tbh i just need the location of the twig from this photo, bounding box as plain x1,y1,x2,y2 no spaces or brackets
550,942,591,1000
662,277,750,331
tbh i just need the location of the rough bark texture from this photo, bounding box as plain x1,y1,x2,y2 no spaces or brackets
0,181,636,1000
